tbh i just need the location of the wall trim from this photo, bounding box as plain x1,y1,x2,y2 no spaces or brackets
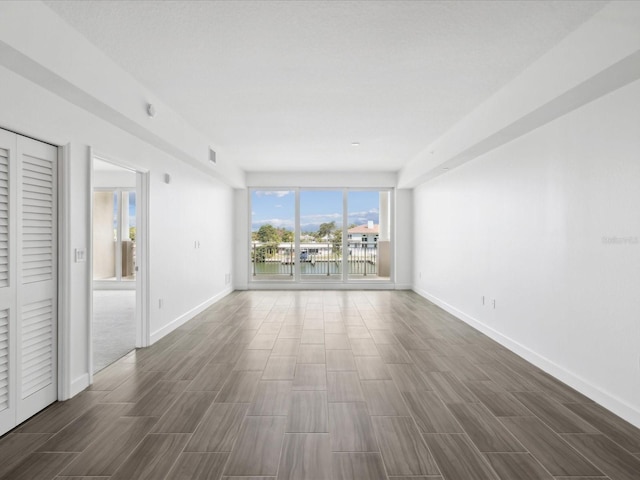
57,144,72,401
70,373,90,397
394,283,412,290
87,148,94,384
150,287,233,344
412,286,640,429
249,282,395,291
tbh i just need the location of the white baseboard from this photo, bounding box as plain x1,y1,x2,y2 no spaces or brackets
412,286,640,429
394,283,412,290
249,282,396,291
69,373,90,398
150,287,234,344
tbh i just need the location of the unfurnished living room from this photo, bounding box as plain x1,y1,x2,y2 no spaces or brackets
0,1,639,479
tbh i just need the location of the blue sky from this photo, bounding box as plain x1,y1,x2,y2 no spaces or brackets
112,191,137,227
251,190,380,232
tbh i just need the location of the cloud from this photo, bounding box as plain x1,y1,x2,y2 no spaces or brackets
255,191,292,198
348,209,379,217
252,209,380,231
347,208,379,226
252,218,294,228
301,213,342,221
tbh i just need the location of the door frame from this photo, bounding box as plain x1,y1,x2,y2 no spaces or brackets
58,144,70,400
88,149,150,382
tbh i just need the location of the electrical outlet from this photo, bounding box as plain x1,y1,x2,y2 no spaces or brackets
492,299,496,309
159,298,163,309
482,296,485,305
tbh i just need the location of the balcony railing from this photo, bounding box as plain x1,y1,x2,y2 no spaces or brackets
251,241,383,279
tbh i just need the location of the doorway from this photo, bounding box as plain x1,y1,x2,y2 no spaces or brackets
91,157,147,373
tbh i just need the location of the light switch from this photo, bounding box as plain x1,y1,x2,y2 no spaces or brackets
75,248,86,263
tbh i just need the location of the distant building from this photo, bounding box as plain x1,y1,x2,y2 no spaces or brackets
348,221,379,246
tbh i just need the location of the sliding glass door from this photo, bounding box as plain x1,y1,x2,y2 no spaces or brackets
250,188,392,284
300,190,343,281
347,190,390,281
251,190,295,281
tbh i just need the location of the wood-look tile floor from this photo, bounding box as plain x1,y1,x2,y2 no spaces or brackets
2,290,640,479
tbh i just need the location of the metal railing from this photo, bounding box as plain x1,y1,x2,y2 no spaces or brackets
251,241,378,277
346,241,376,276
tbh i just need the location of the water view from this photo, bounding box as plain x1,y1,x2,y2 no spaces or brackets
251,189,391,281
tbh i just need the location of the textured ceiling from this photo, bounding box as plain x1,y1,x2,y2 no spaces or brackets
45,0,606,173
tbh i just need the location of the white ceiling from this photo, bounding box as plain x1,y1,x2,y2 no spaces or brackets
44,0,606,173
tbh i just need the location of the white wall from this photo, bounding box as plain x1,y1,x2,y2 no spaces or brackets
413,78,640,427
394,189,413,289
150,163,234,342
93,168,136,189
0,63,234,397
233,189,249,290
246,171,397,188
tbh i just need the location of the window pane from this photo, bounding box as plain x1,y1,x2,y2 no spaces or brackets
122,191,136,280
300,190,343,280
347,191,390,280
251,190,295,280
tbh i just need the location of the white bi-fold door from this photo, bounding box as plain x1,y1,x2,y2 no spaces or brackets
0,128,57,436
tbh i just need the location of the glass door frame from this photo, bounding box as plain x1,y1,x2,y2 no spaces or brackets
249,187,394,286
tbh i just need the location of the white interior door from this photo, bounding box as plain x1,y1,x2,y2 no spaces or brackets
0,128,57,434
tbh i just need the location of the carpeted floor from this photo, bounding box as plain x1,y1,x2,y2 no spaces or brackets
92,289,136,373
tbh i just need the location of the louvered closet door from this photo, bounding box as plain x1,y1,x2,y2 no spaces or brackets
0,129,57,435
0,129,17,435
16,135,57,424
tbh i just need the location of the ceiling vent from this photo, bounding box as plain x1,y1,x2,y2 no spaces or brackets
209,148,216,165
